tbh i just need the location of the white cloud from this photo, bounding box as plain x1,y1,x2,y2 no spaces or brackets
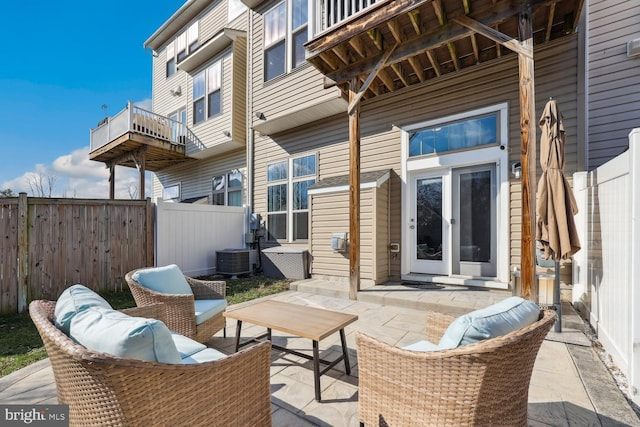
2,146,152,199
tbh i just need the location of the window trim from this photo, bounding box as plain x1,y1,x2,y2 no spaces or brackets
163,183,181,201
263,0,310,81
266,153,317,242
165,22,199,78
212,171,243,206
192,58,223,125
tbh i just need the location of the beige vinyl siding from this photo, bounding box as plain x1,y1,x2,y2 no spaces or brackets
249,3,343,128
375,180,390,282
253,36,578,281
587,0,640,169
152,149,246,203
232,37,247,144
310,188,380,285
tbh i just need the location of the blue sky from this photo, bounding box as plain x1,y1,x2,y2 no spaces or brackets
0,1,184,198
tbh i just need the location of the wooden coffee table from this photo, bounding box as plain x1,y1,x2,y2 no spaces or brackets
223,300,358,401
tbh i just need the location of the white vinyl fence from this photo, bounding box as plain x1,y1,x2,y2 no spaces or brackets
572,128,640,405
155,199,248,277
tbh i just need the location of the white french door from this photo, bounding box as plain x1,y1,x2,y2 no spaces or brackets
409,163,497,278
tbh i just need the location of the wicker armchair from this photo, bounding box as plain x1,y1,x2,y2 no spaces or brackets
356,309,556,427
126,267,226,343
29,300,272,427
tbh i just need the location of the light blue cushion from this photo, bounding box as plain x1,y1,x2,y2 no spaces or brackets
181,348,227,364
131,264,192,295
194,299,227,325
68,307,182,364
402,340,442,352
54,284,112,334
171,332,207,359
438,296,540,350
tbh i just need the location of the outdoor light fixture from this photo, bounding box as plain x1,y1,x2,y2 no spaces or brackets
170,85,182,96
222,130,231,137
255,111,266,120
511,162,522,179
627,38,640,57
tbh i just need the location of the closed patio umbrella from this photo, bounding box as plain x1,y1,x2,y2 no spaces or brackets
536,99,581,332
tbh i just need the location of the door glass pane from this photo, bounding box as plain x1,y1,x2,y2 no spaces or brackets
416,177,443,260
459,171,491,262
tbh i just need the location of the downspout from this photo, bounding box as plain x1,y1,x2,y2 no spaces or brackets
246,8,254,244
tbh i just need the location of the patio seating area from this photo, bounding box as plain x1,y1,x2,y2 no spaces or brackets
2,283,639,426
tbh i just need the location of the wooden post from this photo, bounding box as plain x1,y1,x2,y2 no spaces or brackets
137,152,145,200
146,198,155,267
518,6,538,302
109,163,115,200
17,192,28,312
349,77,361,300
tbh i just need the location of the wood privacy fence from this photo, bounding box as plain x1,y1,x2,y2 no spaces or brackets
0,194,154,315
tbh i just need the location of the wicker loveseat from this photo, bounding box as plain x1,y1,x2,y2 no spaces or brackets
356,307,556,427
126,265,227,343
29,299,272,427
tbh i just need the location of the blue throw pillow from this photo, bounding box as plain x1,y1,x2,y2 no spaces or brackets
54,284,112,335
438,296,540,349
131,264,192,295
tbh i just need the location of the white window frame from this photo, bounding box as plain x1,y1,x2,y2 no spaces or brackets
266,153,317,242
166,22,199,78
212,171,243,206
192,59,223,125
163,183,181,201
263,0,311,81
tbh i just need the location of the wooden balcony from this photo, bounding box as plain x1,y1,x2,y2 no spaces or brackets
307,0,584,101
90,101,195,172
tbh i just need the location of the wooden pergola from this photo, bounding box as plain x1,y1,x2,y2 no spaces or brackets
305,0,584,300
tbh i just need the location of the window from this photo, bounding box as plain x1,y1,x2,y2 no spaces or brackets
228,0,247,22
163,184,181,200
266,154,316,241
193,60,222,125
165,22,199,78
170,108,187,143
213,171,243,206
264,0,308,81
408,113,498,157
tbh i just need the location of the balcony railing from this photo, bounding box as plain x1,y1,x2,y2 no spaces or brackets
90,101,199,153
321,0,378,30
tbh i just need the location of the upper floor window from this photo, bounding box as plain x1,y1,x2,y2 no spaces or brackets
212,171,243,206
193,60,223,125
408,113,498,157
266,153,316,241
166,22,199,78
228,0,247,22
264,0,308,81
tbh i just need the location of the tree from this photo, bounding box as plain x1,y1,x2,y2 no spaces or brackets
26,172,57,197
0,188,15,197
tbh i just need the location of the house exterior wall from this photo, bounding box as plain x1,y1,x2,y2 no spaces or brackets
148,0,249,201
152,149,247,204
248,3,345,129
251,35,579,284
587,0,640,170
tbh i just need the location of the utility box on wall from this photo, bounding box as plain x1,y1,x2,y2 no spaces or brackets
261,247,309,279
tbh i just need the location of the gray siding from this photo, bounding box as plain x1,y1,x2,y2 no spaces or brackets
253,36,579,280
587,0,640,169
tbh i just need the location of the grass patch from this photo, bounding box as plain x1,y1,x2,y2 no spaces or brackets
0,276,291,378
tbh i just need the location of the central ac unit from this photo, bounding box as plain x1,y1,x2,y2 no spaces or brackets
216,249,251,277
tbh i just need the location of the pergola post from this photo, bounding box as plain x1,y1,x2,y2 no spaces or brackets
139,152,146,200
518,6,537,302
349,77,361,300
109,163,115,200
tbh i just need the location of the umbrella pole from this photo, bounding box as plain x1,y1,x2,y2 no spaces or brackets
554,260,562,332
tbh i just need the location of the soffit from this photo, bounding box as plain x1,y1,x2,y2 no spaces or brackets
179,28,246,74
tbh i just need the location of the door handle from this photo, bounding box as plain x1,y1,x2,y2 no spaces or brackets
410,225,415,229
